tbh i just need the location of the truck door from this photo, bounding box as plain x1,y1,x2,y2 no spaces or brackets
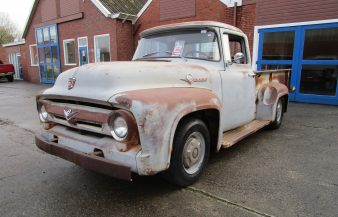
220,33,256,131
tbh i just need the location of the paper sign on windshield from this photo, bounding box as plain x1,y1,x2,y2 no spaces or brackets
172,40,185,56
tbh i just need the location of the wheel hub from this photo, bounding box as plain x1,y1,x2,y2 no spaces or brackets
182,132,205,175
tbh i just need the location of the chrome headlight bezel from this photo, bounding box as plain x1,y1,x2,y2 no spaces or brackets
110,114,129,141
38,104,49,123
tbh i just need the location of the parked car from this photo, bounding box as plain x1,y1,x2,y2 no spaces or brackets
35,21,290,187
0,60,15,82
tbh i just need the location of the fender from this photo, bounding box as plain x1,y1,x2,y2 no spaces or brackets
109,88,221,175
256,82,289,121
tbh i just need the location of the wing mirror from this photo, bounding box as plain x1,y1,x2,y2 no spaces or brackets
233,52,245,64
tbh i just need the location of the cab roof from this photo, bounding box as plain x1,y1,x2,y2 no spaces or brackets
140,21,243,37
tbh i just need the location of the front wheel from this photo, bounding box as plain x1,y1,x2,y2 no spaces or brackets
269,98,284,130
7,75,14,82
163,119,210,187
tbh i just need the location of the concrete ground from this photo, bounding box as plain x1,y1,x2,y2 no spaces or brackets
0,80,337,217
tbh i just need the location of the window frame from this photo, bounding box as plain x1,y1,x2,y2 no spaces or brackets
63,38,77,66
94,34,111,63
29,44,38,66
77,36,89,64
223,33,249,65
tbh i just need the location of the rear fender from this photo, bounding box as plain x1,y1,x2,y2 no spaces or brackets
256,83,289,121
109,88,221,175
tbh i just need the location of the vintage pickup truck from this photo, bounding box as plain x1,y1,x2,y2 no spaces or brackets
0,60,15,82
35,21,290,187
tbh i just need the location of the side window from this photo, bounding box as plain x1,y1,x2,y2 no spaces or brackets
228,34,248,64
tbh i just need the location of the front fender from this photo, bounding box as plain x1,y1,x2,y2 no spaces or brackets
256,82,289,121
109,88,221,175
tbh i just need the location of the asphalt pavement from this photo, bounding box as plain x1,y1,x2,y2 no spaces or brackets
0,80,337,217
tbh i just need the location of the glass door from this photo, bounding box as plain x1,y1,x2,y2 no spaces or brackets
35,25,61,84
296,24,338,105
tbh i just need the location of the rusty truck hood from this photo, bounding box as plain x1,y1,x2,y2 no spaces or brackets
42,61,214,102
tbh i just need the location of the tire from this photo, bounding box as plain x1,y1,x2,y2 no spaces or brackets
7,75,14,82
163,118,210,187
268,98,284,130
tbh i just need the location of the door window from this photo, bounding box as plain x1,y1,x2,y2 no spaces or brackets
303,28,338,60
262,31,295,60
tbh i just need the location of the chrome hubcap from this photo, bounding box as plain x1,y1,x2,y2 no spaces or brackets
182,132,205,175
276,100,283,123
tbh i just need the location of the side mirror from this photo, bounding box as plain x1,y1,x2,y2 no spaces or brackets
233,52,245,64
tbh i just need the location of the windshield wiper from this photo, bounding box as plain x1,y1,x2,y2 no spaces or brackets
142,51,172,58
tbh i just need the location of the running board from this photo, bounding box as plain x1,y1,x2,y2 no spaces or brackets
222,120,271,148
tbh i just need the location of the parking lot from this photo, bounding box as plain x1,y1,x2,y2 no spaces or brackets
0,81,337,217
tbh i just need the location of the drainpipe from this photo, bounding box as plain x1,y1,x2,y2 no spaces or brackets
233,2,238,27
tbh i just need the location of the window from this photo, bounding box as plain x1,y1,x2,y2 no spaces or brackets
29,44,38,66
228,34,248,64
133,30,220,61
63,39,76,65
94,34,110,62
262,31,295,60
303,27,338,60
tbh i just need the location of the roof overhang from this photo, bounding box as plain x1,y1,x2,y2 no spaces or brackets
2,40,26,48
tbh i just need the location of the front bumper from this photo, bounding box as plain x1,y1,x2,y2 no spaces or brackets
0,72,14,77
35,135,132,181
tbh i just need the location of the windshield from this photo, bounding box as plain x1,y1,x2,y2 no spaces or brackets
134,30,221,61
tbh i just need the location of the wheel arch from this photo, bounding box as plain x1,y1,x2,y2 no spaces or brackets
170,108,221,158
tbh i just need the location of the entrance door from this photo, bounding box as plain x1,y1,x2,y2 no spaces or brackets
35,25,61,84
8,53,23,80
296,24,338,105
257,23,338,105
79,47,88,66
78,37,89,66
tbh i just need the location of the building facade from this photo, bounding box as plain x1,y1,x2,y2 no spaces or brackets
2,0,338,105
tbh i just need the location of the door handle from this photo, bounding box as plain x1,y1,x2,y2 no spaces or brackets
248,72,256,78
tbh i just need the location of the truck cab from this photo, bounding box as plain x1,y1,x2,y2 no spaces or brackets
35,21,290,187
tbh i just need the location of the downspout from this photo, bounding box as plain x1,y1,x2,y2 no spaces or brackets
233,2,238,27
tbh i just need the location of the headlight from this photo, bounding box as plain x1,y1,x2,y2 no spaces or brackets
39,105,48,123
110,116,128,141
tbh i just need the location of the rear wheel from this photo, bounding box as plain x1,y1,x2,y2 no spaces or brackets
7,75,14,82
163,119,210,187
269,98,284,130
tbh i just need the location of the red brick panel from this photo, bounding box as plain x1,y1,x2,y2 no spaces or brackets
60,0,81,17
41,0,58,22
160,0,196,21
0,47,7,63
256,0,338,26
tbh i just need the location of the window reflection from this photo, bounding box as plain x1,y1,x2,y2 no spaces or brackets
300,65,338,96
262,31,295,60
303,27,338,60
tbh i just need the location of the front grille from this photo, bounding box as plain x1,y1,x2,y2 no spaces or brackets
41,99,113,136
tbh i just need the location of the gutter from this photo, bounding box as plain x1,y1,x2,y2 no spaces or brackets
2,40,26,47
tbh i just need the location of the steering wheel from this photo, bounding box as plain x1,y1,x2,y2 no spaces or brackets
185,51,209,59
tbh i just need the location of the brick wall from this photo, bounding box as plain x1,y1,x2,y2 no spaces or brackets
0,47,7,63
135,0,256,56
15,0,134,83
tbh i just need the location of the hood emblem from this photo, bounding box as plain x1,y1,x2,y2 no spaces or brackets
64,107,78,123
68,77,76,90
181,74,208,85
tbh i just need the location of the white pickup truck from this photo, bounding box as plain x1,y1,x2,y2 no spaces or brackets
35,21,290,187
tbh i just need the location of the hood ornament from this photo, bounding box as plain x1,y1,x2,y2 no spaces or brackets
181,74,208,85
68,77,76,90
64,107,78,124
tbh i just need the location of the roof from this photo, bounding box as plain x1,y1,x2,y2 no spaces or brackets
141,21,244,37
98,0,148,16
22,0,150,38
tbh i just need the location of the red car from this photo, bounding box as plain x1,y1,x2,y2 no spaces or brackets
0,60,15,82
